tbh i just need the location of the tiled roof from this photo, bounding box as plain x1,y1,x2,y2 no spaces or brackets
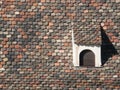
0,0,120,89
74,24,101,45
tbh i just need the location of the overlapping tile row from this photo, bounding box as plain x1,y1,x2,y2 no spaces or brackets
74,24,101,45
0,0,120,89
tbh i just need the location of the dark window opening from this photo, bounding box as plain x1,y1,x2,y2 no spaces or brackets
79,50,95,67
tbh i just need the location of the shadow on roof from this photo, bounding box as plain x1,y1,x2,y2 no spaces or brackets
101,26,118,65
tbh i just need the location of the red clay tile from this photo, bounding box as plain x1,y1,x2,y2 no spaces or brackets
41,0,45,3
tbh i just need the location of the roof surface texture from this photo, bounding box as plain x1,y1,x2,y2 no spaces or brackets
74,24,101,45
0,0,120,89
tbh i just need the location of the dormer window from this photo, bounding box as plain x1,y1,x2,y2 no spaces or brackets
80,50,95,67
72,44,101,67
72,25,102,67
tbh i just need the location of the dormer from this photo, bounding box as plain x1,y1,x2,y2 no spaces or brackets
72,25,102,67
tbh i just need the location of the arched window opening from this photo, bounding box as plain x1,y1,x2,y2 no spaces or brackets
79,50,95,67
